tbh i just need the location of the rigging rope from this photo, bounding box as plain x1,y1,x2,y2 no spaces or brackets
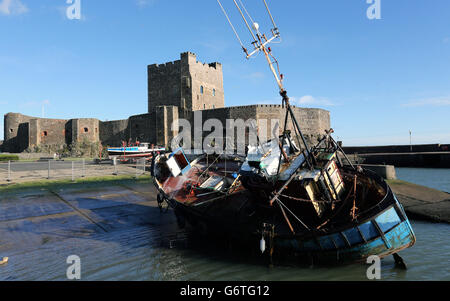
275,197,310,231
217,0,246,49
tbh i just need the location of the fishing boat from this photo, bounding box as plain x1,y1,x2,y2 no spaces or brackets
152,0,416,265
108,142,165,159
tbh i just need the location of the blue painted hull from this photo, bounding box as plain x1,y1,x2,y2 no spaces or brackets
275,198,416,263
170,191,416,264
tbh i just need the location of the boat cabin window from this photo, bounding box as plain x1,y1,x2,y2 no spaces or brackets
173,150,189,171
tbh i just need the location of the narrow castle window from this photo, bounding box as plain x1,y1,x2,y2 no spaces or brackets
43,131,48,137
200,86,204,94
84,127,89,133
213,89,216,96
204,104,206,110
9,129,14,133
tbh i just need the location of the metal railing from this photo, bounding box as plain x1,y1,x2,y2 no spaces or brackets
0,158,149,184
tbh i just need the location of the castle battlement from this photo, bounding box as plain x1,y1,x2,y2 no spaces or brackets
148,60,181,70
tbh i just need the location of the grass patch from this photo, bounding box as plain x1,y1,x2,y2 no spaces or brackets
386,179,411,186
0,154,19,162
0,174,152,194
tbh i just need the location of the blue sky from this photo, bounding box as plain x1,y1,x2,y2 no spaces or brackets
0,0,449,146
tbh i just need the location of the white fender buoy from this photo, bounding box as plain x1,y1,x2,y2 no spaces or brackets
0,257,8,265
260,236,266,254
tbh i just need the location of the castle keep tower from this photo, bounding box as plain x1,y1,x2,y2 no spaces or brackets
147,52,225,117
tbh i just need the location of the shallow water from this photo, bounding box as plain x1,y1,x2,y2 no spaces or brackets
396,167,450,193
78,220,448,281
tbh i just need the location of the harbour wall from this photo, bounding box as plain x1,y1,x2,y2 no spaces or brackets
343,144,450,154
359,164,397,180
356,152,450,168
342,144,450,168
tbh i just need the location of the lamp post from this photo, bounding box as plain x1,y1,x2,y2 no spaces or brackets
409,130,412,152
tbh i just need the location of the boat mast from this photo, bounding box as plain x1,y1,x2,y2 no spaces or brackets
217,0,315,169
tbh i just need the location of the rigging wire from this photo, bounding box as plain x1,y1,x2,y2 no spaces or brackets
216,0,246,49
232,0,257,42
238,0,256,30
263,0,278,30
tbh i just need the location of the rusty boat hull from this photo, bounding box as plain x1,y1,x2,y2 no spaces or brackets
152,149,416,265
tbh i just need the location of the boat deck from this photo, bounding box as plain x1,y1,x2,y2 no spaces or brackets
160,160,243,206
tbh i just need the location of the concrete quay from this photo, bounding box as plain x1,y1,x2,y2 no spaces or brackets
388,180,450,224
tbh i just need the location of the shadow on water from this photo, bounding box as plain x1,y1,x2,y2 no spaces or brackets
153,219,450,281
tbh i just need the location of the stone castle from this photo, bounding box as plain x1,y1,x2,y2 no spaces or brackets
2,52,330,154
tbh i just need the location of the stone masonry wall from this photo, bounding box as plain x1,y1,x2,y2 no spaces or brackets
148,60,181,113
181,52,224,112
149,52,225,120
99,119,129,147
71,118,100,145
32,118,67,148
129,113,156,145
3,113,34,152
176,105,330,152
155,106,179,147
